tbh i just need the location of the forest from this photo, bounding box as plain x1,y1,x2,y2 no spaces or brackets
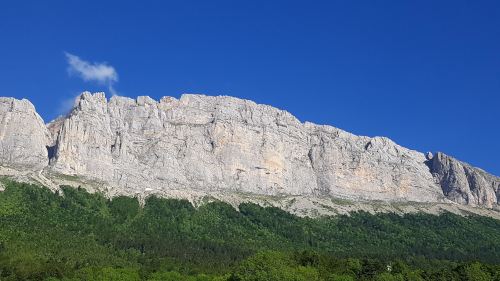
0,180,499,280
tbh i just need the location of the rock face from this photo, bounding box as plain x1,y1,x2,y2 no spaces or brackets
430,152,500,208
0,92,498,211
0,98,50,170
48,92,444,203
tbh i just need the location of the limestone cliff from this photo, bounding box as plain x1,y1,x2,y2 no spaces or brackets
0,92,498,215
430,152,499,208
0,98,50,171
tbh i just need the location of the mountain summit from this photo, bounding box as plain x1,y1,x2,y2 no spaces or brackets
0,92,498,216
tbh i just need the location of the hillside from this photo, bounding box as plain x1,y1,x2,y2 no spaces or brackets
0,181,499,280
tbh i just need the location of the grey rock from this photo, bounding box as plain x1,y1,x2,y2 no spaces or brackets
48,92,446,203
0,91,498,212
431,152,500,208
0,97,50,170
426,151,433,160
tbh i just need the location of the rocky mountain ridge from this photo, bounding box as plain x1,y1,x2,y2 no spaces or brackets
0,92,498,216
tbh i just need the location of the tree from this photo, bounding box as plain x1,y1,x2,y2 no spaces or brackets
233,251,320,281
327,274,355,281
458,262,492,281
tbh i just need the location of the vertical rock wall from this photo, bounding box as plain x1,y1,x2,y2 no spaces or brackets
0,98,50,171
0,92,498,209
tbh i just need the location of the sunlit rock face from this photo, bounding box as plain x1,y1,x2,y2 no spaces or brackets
0,98,51,171
0,92,498,209
50,92,319,196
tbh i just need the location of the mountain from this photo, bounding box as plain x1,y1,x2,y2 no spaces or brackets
0,92,498,216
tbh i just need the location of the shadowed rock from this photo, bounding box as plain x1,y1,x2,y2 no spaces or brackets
431,152,499,208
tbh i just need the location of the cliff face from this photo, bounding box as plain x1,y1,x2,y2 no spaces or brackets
0,98,51,171
0,92,498,211
48,92,444,202
430,152,499,208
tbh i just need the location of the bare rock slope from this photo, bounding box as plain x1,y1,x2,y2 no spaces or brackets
431,152,499,208
0,92,498,216
0,98,50,171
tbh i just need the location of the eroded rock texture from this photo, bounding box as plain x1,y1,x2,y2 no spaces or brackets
431,152,500,207
0,98,50,170
0,92,498,209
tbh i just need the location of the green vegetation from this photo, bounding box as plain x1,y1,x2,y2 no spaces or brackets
0,181,499,280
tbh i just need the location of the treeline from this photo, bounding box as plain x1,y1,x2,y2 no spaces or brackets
0,181,499,280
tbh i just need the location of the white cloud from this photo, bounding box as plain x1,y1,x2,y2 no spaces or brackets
57,94,80,116
65,52,118,95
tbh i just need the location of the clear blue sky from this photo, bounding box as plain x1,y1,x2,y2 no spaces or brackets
0,1,499,175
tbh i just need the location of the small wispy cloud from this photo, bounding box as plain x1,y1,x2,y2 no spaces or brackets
57,94,80,116
65,52,118,95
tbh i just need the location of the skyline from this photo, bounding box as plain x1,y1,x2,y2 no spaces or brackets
0,1,499,175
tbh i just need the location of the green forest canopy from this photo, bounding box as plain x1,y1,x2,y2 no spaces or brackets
0,180,499,280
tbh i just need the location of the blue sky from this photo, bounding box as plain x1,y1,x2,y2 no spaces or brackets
0,1,499,175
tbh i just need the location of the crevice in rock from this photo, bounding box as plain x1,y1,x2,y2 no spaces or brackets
424,159,434,174
463,167,479,205
307,148,315,168
364,141,372,151
46,145,57,162
425,154,450,199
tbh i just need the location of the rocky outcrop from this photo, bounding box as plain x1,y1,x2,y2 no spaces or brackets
430,152,500,208
45,92,447,203
306,125,443,202
0,98,50,170
0,92,498,212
